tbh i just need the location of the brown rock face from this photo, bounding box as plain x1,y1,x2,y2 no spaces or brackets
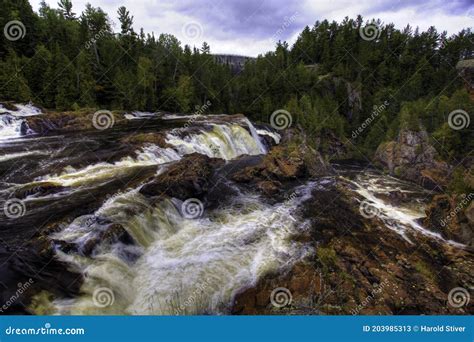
424,194,474,246
232,181,474,315
139,153,223,200
232,131,331,196
26,110,126,134
121,132,171,148
375,129,450,190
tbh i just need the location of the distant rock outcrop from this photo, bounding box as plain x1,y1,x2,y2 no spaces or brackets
213,54,256,73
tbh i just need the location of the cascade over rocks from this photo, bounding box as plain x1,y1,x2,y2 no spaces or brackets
232,180,474,315
375,129,450,190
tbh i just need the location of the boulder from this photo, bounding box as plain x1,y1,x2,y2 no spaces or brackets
375,129,450,190
139,153,224,200
121,132,171,148
232,130,331,194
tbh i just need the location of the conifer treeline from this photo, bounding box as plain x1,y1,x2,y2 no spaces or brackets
0,0,473,160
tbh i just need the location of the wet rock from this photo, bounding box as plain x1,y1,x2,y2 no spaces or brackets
80,223,134,256
375,129,450,190
232,180,474,315
0,245,82,314
121,132,171,148
232,131,331,196
25,109,126,134
12,182,66,199
424,194,474,246
256,180,282,196
139,153,224,200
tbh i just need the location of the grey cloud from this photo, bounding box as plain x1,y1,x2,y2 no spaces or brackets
152,0,305,41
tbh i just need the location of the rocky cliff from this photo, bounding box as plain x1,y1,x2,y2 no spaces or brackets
374,129,450,190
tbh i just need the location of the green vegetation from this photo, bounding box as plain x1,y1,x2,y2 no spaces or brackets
0,0,472,161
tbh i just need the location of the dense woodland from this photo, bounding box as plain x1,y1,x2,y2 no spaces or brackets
0,0,473,163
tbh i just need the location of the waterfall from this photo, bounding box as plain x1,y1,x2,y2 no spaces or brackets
244,118,266,154
0,103,41,142
43,182,316,315
27,118,313,315
165,123,265,160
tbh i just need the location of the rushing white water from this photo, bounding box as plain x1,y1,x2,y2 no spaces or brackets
37,145,181,187
0,103,42,141
347,173,465,247
165,123,266,160
124,111,159,120
43,182,316,315
0,150,48,162
244,118,266,153
35,122,266,187
256,129,281,144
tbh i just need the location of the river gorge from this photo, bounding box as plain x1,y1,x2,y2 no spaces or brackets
0,104,472,315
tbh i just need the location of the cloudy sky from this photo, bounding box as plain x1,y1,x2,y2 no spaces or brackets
32,0,473,56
